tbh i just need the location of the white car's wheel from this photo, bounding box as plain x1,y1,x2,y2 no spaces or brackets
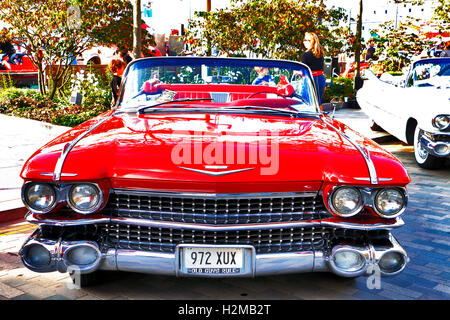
413,126,444,169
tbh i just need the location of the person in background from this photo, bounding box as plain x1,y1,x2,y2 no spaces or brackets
118,47,132,65
0,37,17,65
440,41,450,57
302,32,325,107
109,59,126,105
364,40,376,61
252,67,275,86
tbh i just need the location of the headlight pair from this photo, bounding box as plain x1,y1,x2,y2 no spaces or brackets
432,115,450,131
329,186,406,218
22,182,103,214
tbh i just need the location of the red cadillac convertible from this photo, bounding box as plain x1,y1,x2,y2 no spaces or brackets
19,57,410,286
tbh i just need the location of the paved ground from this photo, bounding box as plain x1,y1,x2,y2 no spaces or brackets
0,115,68,213
0,109,449,300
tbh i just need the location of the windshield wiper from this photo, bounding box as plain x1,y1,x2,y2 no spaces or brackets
221,105,301,116
137,98,214,114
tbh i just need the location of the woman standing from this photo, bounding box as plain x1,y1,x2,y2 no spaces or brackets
302,32,326,107
108,59,126,105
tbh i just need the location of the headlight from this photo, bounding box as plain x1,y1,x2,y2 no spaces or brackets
23,183,57,213
374,188,406,218
330,187,363,217
432,115,450,131
67,183,102,214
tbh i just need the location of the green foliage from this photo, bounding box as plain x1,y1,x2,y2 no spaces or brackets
432,0,449,22
0,0,148,99
322,77,355,103
0,73,15,89
371,18,429,72
187,0,348,60
0,82,110,127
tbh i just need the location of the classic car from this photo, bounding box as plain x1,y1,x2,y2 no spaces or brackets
19,57,410,286
356,57,450,169
0,43,38,87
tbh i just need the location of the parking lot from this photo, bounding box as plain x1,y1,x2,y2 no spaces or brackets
0,109,449,300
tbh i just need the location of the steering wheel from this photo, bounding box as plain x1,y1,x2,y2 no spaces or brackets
246,91,287,99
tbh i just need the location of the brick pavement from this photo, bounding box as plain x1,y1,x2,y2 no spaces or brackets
0,109,449,300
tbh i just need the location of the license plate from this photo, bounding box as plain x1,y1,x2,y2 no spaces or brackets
182,247,244,275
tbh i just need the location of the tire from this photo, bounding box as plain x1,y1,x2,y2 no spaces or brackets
413,126,445,169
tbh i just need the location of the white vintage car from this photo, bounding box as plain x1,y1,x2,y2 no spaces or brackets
356,57,450,169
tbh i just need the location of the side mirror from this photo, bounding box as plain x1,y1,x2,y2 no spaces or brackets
330,97,344,110
69,91,82,106
326,97,344,119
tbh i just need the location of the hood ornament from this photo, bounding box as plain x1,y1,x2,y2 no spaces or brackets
179,166,255,176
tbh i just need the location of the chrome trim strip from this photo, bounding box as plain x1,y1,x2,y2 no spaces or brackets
53,113,118,181
321,118,378,184
26,211,405,231
110,188,319,199
354,177,392,182
40,173,78,177
178,167,255,176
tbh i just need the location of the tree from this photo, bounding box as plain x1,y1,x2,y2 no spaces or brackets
0,0,153,99
132,0,142,59
187,0,347,61
354,0,363,89
433,0,450,22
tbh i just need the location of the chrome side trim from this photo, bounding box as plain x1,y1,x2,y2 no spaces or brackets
53,113,117,181
354,177,392,182
321,118,378,184
40,173,78,177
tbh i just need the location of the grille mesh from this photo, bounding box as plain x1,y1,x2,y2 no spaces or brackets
103,223,328,254
107,191,328,224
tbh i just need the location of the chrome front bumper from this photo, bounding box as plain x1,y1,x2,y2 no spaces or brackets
419,131,450,157
20,228,408,278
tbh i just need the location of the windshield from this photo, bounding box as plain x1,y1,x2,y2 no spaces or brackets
118,57,318,113
412,58,450,88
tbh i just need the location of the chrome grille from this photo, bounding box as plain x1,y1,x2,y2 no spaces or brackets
103,223,328,254
107,190,328,224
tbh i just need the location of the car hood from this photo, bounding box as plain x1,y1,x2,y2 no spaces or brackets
21,111,410,192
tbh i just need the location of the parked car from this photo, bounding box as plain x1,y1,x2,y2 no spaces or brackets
357,57,450,169
0,43,38,87
19,57,410,286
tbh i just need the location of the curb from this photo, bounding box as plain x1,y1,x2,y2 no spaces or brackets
0,207,27,225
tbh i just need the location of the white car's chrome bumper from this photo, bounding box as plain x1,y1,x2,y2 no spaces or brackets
419,131,450,157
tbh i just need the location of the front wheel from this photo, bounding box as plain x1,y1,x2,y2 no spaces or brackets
413,126,445,169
